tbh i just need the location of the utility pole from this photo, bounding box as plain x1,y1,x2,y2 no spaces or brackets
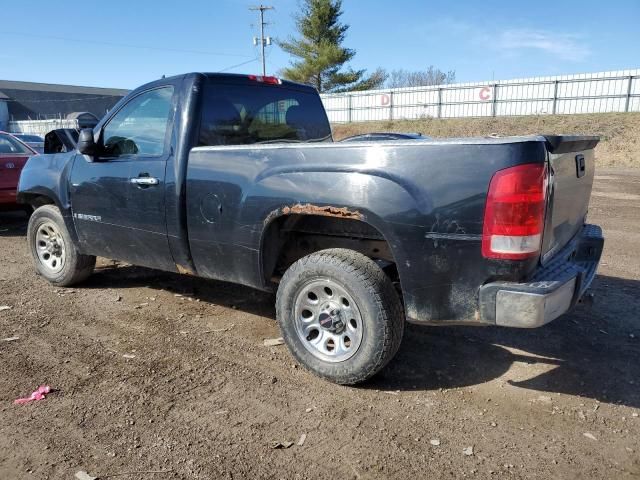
250,5,274,76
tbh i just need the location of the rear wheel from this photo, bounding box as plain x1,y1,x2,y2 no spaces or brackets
28,205,95,286
276,248,404,385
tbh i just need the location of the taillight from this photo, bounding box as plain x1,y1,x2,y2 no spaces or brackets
482,163,548,260
248,75,282,85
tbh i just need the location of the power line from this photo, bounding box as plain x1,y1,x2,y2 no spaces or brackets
218,57,261,73
0,31,252,58
249,5,274,76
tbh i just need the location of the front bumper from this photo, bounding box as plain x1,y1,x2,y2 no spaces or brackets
479,224,604,328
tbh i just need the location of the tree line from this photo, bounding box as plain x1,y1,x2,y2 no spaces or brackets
278,0,455,93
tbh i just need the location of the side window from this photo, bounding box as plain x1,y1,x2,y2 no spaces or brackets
103,86,174,157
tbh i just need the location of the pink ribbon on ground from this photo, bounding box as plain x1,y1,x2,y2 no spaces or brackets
14,385,51,405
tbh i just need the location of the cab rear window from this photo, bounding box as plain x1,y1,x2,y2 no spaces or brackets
198,82,331,146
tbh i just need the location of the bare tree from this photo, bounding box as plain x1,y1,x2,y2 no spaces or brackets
385,66,456,89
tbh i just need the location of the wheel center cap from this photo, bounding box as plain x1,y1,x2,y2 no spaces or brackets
318,304,345,334
47,240,59,254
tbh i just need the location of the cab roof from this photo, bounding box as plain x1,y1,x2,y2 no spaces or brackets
135,72,315,92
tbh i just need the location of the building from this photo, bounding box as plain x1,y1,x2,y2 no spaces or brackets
0,79,129,132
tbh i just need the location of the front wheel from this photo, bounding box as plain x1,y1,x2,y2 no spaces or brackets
276,249,404,385
28,205,96,286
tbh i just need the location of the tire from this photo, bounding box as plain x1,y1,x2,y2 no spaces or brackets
28,205,96,286
276,248,404,385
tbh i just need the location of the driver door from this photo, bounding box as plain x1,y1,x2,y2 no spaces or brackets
69,86,176,271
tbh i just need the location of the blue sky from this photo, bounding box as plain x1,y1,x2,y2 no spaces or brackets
1,0,638,89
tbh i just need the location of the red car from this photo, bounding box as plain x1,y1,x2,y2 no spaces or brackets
0,131,37,210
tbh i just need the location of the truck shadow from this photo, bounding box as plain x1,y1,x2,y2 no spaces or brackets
0,211,29,237
372,274,640,408
86,266,640,408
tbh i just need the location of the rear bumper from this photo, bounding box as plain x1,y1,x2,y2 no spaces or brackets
479,224,604,328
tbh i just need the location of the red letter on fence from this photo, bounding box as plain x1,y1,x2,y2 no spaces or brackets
479,86,492,101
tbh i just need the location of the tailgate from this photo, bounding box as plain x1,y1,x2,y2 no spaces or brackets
540,135,600,264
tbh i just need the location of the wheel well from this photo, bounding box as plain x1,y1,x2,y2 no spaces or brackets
262,214,399,285
20,194,55,209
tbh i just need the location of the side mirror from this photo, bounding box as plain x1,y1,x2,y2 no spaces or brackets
77,128,99,156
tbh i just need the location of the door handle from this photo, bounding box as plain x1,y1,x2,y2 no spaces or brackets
130,176,159,186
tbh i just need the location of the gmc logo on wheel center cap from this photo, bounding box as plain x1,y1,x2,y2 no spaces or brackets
319,312,333,329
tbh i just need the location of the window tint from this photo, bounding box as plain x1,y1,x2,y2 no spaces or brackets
0,134,32,154
103,87,174,157
199,82,331,146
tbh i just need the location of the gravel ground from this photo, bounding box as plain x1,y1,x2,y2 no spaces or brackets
0,169,639,480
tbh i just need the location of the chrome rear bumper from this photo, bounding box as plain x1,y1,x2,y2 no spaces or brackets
479,224,604,328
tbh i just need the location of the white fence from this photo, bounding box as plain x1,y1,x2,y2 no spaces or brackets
321,69,640,123
9,119,79,138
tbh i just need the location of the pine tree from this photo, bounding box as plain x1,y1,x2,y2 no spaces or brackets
279,0,386,93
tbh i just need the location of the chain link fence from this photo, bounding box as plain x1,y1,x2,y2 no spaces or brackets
321,69,640,123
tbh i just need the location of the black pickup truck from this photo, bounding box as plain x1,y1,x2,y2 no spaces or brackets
18,73,604,384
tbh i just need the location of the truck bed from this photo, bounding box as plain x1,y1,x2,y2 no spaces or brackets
184,134,597,324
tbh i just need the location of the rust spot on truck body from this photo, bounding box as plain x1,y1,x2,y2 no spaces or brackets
281,204,364,220
175,264,196,276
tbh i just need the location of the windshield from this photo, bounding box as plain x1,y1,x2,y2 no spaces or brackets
0,133,33,154
198,81,331,146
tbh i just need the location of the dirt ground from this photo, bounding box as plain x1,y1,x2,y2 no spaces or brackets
1,169,639,480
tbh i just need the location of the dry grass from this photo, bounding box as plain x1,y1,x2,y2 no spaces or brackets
332,113,640,168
